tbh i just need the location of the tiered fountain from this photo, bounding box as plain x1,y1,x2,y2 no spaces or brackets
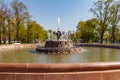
36,17,81,54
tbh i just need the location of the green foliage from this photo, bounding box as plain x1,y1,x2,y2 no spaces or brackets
70,32,77,42
0,0,120,44
108,2,120,43
29,21,47,42
90,0,120,44
90,0,114,43
76,18,98,43
0,0,47,44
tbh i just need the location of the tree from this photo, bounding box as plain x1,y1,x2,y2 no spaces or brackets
109,2,120,43
23,12,32,43
0,0,48,44
27,21,47,43
90,0,114,43
0,0,8,44
11,0,27,42
6,9,14,44
0,0,4,44
70,31,77,42
86,18,99,42
76,18,98,43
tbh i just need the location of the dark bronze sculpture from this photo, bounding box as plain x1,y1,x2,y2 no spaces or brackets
53,31,61,40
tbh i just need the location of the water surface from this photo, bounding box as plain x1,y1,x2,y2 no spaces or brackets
0,47,120,63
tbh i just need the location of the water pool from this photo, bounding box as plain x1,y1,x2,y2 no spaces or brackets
0,47,119,63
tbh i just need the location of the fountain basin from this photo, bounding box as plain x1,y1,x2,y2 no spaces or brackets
0,62,120,80
0,44,120,80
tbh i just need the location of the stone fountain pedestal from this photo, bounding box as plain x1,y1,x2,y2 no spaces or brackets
36,40,81,54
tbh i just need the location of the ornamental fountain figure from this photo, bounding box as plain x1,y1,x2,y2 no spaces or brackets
36,17,81,54
53,17,64,40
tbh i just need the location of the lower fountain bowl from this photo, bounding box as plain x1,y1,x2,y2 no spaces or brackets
36,47,81,54
36,40,81,54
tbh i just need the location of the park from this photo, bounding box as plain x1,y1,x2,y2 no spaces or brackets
0,0,120,80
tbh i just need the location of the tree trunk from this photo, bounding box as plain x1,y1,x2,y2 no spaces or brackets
27,26,30,43
8,29,11,44
3,26,6,44
100,31,104,44
100,35,103,44
16,27,20,42
111,25,115,44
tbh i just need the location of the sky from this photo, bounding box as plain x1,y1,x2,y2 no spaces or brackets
5,0,96,32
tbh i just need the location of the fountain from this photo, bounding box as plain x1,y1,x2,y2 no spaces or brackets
0,18,120,80
36,17,81,54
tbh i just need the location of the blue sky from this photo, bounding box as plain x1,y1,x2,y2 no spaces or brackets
5,0,95,32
